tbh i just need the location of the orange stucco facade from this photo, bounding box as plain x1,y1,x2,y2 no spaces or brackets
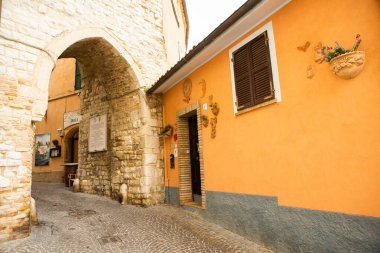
163,0,380,217
33,58,80,177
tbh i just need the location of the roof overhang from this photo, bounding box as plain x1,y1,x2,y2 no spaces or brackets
149,0,291,94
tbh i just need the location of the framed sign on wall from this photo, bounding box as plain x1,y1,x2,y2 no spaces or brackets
35,133,50,166
88,114,107,153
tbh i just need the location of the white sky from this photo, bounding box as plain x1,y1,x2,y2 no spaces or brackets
186,0,247,49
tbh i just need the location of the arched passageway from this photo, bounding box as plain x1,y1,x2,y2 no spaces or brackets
47,36,165,205
30,29,164,205
1,26,165,242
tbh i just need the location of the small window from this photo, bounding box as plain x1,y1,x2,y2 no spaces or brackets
230,22,281,114
74,61,81,90
232,31,274,111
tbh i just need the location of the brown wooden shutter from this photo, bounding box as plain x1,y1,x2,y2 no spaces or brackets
232,31,274,111
250,32,274,105
233,45,253,110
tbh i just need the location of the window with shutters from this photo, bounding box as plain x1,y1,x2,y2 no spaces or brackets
74,61,81,90
229,22,281,114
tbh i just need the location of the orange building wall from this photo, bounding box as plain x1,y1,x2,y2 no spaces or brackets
33,58,80,174
163,0,380,217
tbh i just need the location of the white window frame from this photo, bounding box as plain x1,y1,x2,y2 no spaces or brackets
229,21,282,115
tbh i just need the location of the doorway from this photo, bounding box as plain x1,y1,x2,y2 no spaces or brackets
65,127,79,164
177,102,205,208
188,115,201,203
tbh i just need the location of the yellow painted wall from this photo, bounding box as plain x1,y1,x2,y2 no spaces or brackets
163,0,380,217
33,58,80,174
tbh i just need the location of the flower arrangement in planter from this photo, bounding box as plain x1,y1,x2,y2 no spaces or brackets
210,102,219,116
201,115,209,128
321,34,365,79
160,124,173,137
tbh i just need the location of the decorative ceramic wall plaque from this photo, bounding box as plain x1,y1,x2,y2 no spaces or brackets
297,41,310,52
182,78,192,103
89,114,107,152
314,42,325,64
210,117,217,139
307,65,314,79
199,79,206,98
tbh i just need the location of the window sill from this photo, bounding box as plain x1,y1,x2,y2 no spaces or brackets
234,99,277,116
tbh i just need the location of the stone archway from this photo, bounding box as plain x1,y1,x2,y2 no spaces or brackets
0,27,164,241
35,29,164,206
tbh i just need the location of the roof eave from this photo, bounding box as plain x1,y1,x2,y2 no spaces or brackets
148,0,291,94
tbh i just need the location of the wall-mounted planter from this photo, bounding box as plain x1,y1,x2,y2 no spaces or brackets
163,128,173,137
330,51,365,79
202,118,209,128
211,107,219,116
160,125,173,137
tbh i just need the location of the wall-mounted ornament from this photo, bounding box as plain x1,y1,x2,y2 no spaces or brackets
160,124,173,137
199,79,206,98
307,65,314,79
329,51,365,79
201,115,209,128
182,78,192,103
208,95,213,105
210,102,219,116
297,41,310,52
314,42,325,64
210,117,217,139
321,34,365,79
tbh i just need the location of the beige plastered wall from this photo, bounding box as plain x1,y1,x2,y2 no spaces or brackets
163,0,187,68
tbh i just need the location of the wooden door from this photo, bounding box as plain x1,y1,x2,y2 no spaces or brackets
188,115,201,195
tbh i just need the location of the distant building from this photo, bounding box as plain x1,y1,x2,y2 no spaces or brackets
32,58,80,184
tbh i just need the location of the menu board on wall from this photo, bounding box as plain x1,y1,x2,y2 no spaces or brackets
88,114,107,153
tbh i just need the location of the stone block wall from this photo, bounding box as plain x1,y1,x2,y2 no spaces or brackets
60,37,165,206
0,75,34,241
0,0,179,242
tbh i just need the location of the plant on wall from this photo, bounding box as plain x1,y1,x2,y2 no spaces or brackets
201,115,209,128
210,102,219,116
160,124,173,137
321,34,365,79
322,34,361,62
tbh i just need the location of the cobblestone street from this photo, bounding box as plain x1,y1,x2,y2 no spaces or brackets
1,183,271,253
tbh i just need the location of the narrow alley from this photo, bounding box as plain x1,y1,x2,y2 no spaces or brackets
0,183,270,253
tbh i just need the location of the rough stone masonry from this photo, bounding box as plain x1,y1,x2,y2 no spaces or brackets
0,0,179,242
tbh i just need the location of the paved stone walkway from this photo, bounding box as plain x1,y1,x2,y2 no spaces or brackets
1,183,271,253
